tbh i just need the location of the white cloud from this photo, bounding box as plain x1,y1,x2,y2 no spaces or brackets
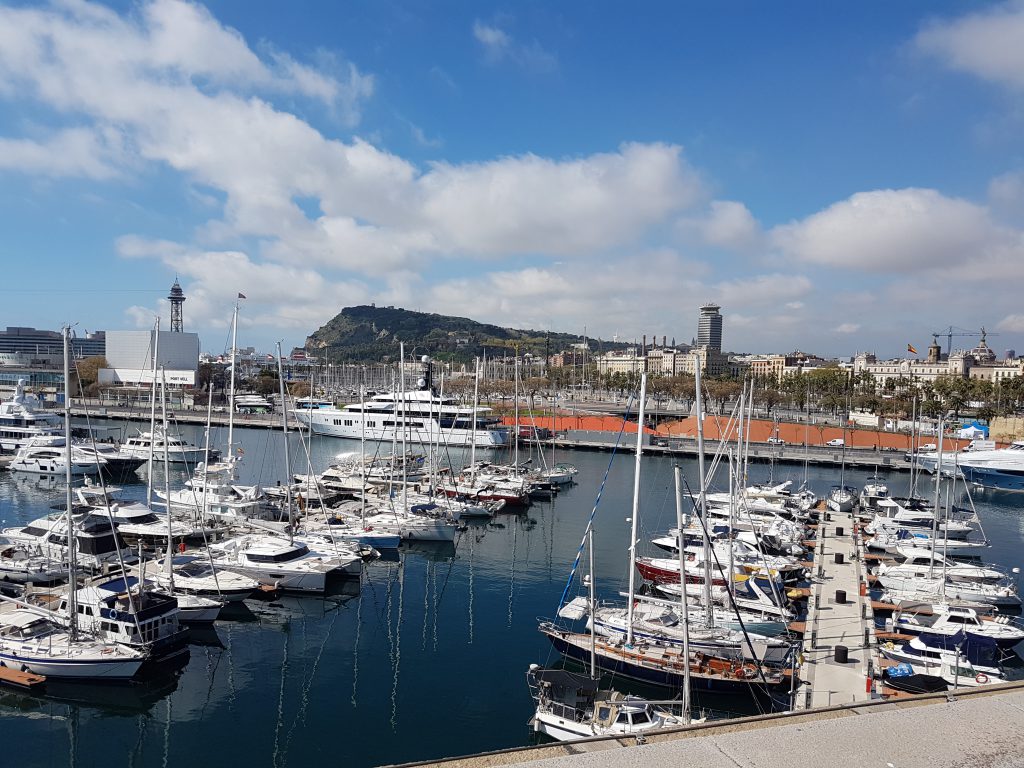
472,19,557,73
678,200,762,251
997,314,1024,333
420,143,703,256
834,323,860,334
771,188,1000,272
915,3,1024,90
0,127,125,179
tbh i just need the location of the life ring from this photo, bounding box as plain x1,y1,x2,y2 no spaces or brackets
976,673,989,684
108,609,120,622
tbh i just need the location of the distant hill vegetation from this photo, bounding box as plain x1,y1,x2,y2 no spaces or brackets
305,305,626,363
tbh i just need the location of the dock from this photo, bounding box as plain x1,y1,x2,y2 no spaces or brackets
397,682,1024,768
0,666,46,691
795,506,874,709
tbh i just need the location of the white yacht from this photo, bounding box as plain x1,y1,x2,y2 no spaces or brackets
50,575,188,658
119,429,217,465
156,460,265,521
154,555,259,603
527,666,688,741
2,512,130,571
0,609,145,679
73,482,206,544
9,435,106,476
292,360,509,448
919,440,1024,493
0,536,68,584
0,379,63,453
208,534,360,593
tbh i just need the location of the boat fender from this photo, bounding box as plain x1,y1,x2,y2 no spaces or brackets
976,673,989,684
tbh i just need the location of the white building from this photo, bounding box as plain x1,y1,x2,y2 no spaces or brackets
99,330,200,387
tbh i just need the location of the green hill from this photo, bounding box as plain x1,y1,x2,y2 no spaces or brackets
305,305,620,363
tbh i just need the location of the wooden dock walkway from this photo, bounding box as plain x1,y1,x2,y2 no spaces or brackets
796,507,874,709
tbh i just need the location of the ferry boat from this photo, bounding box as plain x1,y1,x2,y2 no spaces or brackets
0,379,63,453
292,360,509,448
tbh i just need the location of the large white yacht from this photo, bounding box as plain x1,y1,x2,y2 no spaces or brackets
292,358,509,448
2,512,131,571
207,534,361,593
918,440,1024,492
0,379,63,453
9,435,106,476
119,429,217,465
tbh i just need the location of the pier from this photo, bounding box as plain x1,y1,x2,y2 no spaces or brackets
61,404,919,474
795,506,873,709
398,682,1024,768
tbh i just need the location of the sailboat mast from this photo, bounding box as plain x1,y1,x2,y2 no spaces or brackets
587,528,596,679
276,343,294,545
625,372,648,646
160,367,174,590
227,302,239,465
930,416,945,580
146,318,161,508
63,326,78,639
513,352,520,469
470,358,479,479
673,465,692,724
693,355,713,626
400,342,408,518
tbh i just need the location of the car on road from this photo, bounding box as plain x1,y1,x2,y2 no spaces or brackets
766,437,786,445
826,438,845,447
918,443,937,452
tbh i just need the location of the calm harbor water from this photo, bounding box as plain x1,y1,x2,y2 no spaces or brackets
2,421,1023,767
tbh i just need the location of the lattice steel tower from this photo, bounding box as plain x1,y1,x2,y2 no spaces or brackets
168,278,185,333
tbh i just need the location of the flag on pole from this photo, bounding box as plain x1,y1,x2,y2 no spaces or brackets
907,343,918,355
237,292,247,299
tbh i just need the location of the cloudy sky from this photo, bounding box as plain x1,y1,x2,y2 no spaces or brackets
2,0,1024,359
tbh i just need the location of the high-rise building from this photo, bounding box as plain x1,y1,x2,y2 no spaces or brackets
697,303,723,351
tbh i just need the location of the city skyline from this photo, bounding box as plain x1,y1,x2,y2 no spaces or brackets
1,2,1024,358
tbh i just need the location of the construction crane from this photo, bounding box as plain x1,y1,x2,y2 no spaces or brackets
930,326,999,356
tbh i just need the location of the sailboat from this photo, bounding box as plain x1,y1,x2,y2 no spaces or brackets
540,370,793,702
150,364,223,624
0,327,147,680
208,342,365,593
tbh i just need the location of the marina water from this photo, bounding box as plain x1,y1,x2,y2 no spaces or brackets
2,421,1023,767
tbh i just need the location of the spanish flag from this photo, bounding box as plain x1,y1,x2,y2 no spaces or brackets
907,343,918,355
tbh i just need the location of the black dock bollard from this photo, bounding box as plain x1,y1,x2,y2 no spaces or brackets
835,526,844,537
835,552,845,565
835,589,847,604
834,645,849,664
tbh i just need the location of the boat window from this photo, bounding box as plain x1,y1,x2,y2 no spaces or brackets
22,526,48,537
631,711,651,724
616,712,630,724
247,545,310,563
946,615,966,623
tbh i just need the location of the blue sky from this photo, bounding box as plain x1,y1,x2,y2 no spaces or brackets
2,0,1024,360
